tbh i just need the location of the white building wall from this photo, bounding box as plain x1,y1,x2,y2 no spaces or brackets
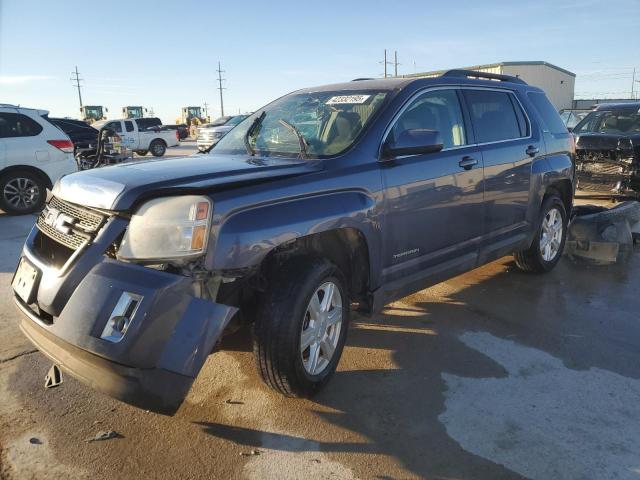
500,65,574,110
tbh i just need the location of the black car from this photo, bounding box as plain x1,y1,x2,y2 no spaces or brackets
162,123,189,140
47,117,98,151
572,102,640,196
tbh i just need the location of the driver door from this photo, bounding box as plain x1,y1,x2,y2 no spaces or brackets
380,88,485,295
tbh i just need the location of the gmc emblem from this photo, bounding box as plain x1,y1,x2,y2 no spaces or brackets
43,207,75,235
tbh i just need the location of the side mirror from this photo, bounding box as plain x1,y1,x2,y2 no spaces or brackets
383,129,444,159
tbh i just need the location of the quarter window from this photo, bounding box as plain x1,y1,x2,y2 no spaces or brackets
527,92,568,134
0,112,43,138
389,89,466,149
463,90,526,143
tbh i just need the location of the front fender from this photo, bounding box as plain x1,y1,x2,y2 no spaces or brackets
208,190,380,277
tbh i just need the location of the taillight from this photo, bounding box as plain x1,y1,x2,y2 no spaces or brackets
47,140,74,153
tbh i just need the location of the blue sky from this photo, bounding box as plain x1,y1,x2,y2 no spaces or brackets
1,0,639,123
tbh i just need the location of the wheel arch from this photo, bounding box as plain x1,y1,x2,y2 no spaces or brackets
0,165,53,189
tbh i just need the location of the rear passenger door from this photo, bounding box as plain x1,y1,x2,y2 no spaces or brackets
462,88,541,242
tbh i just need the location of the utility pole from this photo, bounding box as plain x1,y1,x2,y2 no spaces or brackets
203,101,209,119
632,68,636,99
394,50,400,77
70,66,83,114
217,61,226,117
380,49,393,78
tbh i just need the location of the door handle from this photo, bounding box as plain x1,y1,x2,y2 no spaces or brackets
526,145,539,157
458,156,478,170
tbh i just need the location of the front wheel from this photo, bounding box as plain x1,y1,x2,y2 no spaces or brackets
134,149,148,156
149,140,166,157
514,193,568,273
253,257,349,397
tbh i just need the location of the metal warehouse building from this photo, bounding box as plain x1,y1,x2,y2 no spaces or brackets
408,61,575,111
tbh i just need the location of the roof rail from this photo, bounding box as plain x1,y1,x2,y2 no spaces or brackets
441,69,527,85
351,77,375,81
0,103,20,108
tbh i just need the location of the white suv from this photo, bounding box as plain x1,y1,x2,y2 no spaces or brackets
0,105,77,214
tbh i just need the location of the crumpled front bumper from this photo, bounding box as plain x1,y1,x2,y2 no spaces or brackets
13,221,237,415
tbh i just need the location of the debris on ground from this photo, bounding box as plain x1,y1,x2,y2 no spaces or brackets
86,430,122,443
239,449,261,456
565,201,640,264
225,399,244,405
28,437,42,445
44,364,63,389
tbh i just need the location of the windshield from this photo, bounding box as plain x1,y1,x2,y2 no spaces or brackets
226,115,248,126
573,109,640,135
213,90,388,158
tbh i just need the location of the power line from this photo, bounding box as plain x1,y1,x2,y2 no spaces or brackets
70,66,83,114
217,61,226,117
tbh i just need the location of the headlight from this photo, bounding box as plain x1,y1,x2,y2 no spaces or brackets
117,195,211,263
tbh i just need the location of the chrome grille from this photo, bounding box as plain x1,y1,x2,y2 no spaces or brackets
36,197,107,251
47,196,104,232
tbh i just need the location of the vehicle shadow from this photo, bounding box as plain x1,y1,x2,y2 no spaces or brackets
203,254,640,478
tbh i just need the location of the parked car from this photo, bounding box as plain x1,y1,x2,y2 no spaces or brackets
93,118,179,157
572,102,640,196
12,71,574,414
196,115,248,152
559,109,591,130
0,104,77,214
47,117,98,152
163,123,189,140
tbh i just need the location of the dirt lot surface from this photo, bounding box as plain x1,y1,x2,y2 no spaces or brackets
1,200,639,480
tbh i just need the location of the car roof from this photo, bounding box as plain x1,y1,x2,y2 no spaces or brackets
296,70,538,95
593,102,640,111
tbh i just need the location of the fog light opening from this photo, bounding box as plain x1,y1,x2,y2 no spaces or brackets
100,292,142,343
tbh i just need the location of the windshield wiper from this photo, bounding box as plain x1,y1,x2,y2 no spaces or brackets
244,111,266,156
278,119,308,159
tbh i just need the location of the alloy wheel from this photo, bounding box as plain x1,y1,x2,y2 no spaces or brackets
540,207,563,261
300,281,343,376
3,177,40,210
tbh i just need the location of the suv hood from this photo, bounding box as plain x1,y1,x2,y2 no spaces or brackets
53,154,320,211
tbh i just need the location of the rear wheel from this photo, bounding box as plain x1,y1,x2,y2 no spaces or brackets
149,140,166,157
0,170,47,215
253,257,349,397
514,193,567,273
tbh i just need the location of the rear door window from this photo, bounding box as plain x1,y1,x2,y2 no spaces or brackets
0,112,43,138
125,121,135,132
527,92,567,134
463,90,526,143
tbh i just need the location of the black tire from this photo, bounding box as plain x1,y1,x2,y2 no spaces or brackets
514,193,568,273
149,140,166,157
253,256,350,397
135,150,148,156
0,170,47,215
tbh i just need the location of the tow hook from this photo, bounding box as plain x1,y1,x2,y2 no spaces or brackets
44,364,63,389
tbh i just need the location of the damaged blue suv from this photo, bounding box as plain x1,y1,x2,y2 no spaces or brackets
12,70,574,414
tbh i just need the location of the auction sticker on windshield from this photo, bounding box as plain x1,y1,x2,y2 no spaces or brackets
326,95,371,105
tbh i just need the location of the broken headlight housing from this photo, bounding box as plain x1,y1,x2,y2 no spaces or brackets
117,195,212,264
